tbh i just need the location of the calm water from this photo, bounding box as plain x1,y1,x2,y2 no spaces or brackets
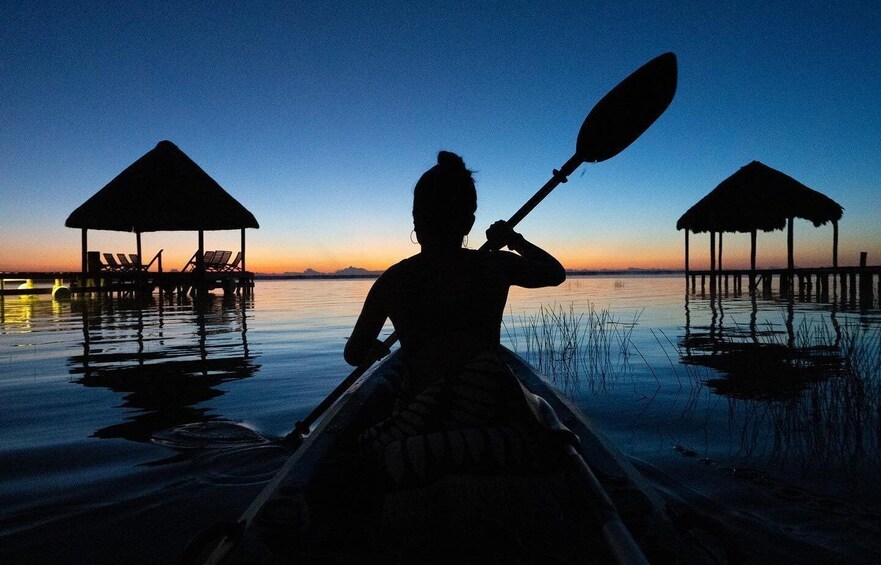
2,276,880,562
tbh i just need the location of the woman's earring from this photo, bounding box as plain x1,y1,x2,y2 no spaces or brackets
462,235,469,248
410,230,418,244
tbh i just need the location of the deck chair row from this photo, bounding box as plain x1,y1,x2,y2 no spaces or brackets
184,250,243,272
102,253,148,272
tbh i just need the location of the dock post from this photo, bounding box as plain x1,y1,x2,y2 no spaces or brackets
710,231,716,295
859,252,873,309
749,229,757,291
701,274,705,293
850,271,857,304
684,230,689,285
863,273,875,309
833,220,839,269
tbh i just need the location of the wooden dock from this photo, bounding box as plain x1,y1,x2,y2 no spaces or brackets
1,270,254,298
686,265,881,308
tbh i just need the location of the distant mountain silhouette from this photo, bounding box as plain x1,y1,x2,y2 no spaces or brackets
334,266,380,276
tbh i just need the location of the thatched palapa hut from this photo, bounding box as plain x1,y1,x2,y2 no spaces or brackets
677,161,843,275
66,140,259,274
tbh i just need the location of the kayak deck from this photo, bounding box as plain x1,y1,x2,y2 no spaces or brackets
226,350,684,564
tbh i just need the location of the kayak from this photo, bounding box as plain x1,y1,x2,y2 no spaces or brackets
200,348,709,564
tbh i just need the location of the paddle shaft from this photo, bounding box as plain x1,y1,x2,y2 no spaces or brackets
284,151,584,444
284,356,374,442
504,153,582,230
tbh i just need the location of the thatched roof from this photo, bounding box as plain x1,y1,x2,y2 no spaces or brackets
66,140,259,232
676,161,843,234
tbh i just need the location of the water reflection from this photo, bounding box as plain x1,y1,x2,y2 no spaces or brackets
68,294,259,442
0,295,40,330
682,291,844,399
681,288,881,484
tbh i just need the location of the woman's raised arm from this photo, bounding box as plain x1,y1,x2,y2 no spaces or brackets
486,220,566,288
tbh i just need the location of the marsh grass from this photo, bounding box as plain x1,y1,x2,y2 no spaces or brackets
766,321,881,480
503,302,638,391
505,300,881,487
672,313,881,485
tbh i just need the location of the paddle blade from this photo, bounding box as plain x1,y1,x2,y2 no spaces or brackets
577,52,678,163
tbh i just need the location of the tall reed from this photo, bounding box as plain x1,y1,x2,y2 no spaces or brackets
673,313,881,487
503,302,637,392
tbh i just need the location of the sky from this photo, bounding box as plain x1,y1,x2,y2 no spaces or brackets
2,1,879,273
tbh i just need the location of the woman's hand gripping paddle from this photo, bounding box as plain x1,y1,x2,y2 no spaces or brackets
193,52,677,565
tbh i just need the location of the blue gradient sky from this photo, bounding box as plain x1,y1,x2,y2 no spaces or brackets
2,1,879,272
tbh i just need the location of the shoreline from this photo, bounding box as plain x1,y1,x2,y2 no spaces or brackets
253,269,687,280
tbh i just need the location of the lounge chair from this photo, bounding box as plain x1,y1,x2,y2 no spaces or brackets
201,251,218,270
183,250,216,271
120,254,149,271
103,253,125,271
221,251,243,272
207,250,232,271
117,253,139,271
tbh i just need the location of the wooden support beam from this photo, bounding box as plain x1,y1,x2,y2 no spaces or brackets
750,229,757,272
833,220,839,268
197,230,205,272
241,228,246,272
81,229,88,275
710,231,716,293
684,230,689,279
850,272,857,303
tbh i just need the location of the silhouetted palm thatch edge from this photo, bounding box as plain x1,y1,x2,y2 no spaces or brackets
676,161,843,234
66,140,259,232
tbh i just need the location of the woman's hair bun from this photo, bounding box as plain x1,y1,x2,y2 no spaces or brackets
437,150,467,172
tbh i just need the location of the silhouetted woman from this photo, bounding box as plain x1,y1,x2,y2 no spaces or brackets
344,151,565,478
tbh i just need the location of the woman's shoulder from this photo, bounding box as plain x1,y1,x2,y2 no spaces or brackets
384,254,421,275
374,254,420,285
